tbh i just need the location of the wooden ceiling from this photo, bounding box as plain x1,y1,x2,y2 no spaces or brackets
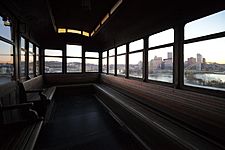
1,0,225,51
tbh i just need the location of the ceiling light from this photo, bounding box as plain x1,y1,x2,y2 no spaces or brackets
67,29,81,34
58,28,66,33
110,0,123,14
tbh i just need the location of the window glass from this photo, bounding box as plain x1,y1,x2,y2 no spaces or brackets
185,10,225,40
109,49,115,56
29,43,34,77
117,54,126,75
67,58,82,73
109,56,115,74
148,47,173,83
102,58,107,73
103,51,107,58
45,57,62,73
36,47,39,75
149,29,174,47
0,16,11,40
129,39,143,52
184,37,225,91
86,59,99,72
20,37,26,77
129,52,142,78
0,41,14,83
45,49,62,56
117,45,126,55
85,52,99,58
66,44,82,57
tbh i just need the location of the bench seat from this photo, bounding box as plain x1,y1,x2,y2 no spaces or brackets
94,84,224,150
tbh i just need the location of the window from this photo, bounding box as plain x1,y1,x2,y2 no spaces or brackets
20,37,26,77
85,52,99,72
29,42,34,77
0,16,13,84
0,41,14,83
129,39,143,78
117,45,126,76
108,49,115,74
45,49,62,73
185,10,225,40
36,47,40,75
184,10,225,91
102,51,107,73
0,16,11,41
66,44,82,73
148,29,174,83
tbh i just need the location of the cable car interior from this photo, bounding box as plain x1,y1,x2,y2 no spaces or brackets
1,0,225,149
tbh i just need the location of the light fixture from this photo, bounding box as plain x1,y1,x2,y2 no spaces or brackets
110,0,123,14
67,29,81,34
58,28,66,33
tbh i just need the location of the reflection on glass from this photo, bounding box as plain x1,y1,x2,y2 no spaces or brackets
185,10,225,40
117,45,126,55
29,43,34,77
103,51,107,58
109,56,115,74
85,52,99,58
184,37,225,91
66,44,82,57
117,55,125,75
0,16,11,40
0,40,13,83
20,37,26,77
129,52,142,78
67,58,82,73
148,47,173,83
149,29,174,47
20,50,26,76
86,59,99,72
45,49,62,56
129,39,143,52
36,47,39,75
109,49,115,56
45,57,62,73
102,58,107,73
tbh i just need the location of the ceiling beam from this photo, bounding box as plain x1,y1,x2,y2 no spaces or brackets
46,0,57,32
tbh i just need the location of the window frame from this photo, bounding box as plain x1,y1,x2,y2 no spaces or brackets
147,28,175,84
102,51,108,74
116,44,126,76
44,49,63,74
85,51,99,73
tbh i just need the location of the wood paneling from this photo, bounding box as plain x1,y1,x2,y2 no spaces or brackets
44,73,100,86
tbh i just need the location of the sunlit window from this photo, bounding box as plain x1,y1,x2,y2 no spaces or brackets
184,10,225,91
185,10,225,40
29,42,34,77
36,47,40,75
129,39,143,52
0,16,11,40
45,49,62,73
20,37,26,77
117,45,126,76
0,40,14,83
129,39,143,78
85,52,99,72
108,49,115,74
102,51,107,73
66,44,82,73
148,47,173,83
184,38,225,91
148,29,174,48
148,28,174,83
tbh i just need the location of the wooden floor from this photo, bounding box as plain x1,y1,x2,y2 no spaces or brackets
34,94,145,150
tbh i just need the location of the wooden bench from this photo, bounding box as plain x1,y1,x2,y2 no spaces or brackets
0,82,43,150
94,83,225,150
18,75,56,121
